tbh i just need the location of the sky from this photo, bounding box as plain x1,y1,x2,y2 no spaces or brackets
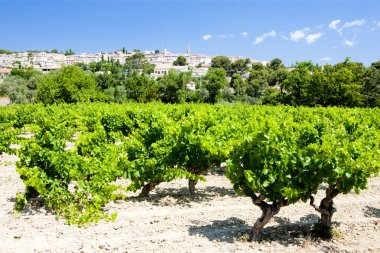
1,0,380,66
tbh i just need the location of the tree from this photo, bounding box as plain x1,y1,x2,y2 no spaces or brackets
371,60,380,70
154,49,160,54
247,67,270,99
173,56,187,66
282,62,312,105
230,73,248,96
36,66,100,104
211,56,231,74
125,72,160,102
0,76,35,104
230,58,250,75
104,85,127,103
268,68,288,88
204,68,228,103
268,58,284,71
64,49,76,56
0,49,15,54
125,53,149,74
158,70,191,103
362,67,380,107
10,68,42,80
51,49,59,54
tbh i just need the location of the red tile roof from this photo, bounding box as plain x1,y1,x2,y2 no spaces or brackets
0,69,11,74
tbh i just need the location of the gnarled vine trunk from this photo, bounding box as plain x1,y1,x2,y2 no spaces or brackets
250,195,288,241
309,186,340,237
188,179,197,195
188,167,208,195
140,182,160,197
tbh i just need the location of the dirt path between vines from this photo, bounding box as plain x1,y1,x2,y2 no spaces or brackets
1,153,380,253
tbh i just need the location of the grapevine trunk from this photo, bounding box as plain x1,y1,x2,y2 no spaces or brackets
250,206,276,241
188,167,208,195
249,196,288,242
318,186,339,235
188,180,197,195
140,182,159,197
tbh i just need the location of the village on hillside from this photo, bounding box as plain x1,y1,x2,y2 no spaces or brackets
0,48,265,81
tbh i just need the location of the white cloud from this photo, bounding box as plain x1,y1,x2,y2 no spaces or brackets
320,57,332,62
253,30,277,45
289,30,306,42
241,32,248,38
344,19,366,28
202,34,213,41
305,32,324,44
329,19,341,30
216,34,234,39
378,21,380,27
343,39,355,47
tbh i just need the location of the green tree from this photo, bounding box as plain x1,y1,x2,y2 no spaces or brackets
125,53,150,74
10,68,42,80
268,58,284,71
204,68,228,103
282,62,312,105
64,49,76,56
125,72,160,102
230,58,250,75
173,56,187,66
211,56,231,74
0,49,15,54
230,73,248,96
51,49,59,54
158,70,191,103
371,60,380,70
36,66,100,104
0,76,35,104
362,67,380,107
247,67,270,99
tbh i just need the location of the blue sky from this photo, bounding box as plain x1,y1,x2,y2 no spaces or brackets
1,0,380,66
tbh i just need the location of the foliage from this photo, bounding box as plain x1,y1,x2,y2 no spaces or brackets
173,56,187,66
204,68,228,103
0,49,16,54
158,70,192,103
0,76,37,104
64,49,75,56
211,56,231,74
0,103,378,231
36,66,101,104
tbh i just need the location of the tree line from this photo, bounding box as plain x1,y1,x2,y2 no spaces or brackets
0,54,379,107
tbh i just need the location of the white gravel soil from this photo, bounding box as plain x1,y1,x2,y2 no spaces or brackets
1,153,380,253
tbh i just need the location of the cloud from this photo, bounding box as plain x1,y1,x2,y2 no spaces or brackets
320,57,332,62
305,32,324,44
378,21,380,27
202,34,213,41
329,19,341,30
241,32,248,38
330,19,365,35
289,30,306,42
216,34,234,39
253,30,277,45
343,39,355,47
344,19,366,28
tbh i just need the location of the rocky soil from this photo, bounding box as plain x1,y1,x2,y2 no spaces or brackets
1,153,380,253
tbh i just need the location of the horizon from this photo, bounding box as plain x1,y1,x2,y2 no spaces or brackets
1,0,380,66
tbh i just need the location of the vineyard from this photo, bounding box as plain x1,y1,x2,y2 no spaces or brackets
1,103,380,246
